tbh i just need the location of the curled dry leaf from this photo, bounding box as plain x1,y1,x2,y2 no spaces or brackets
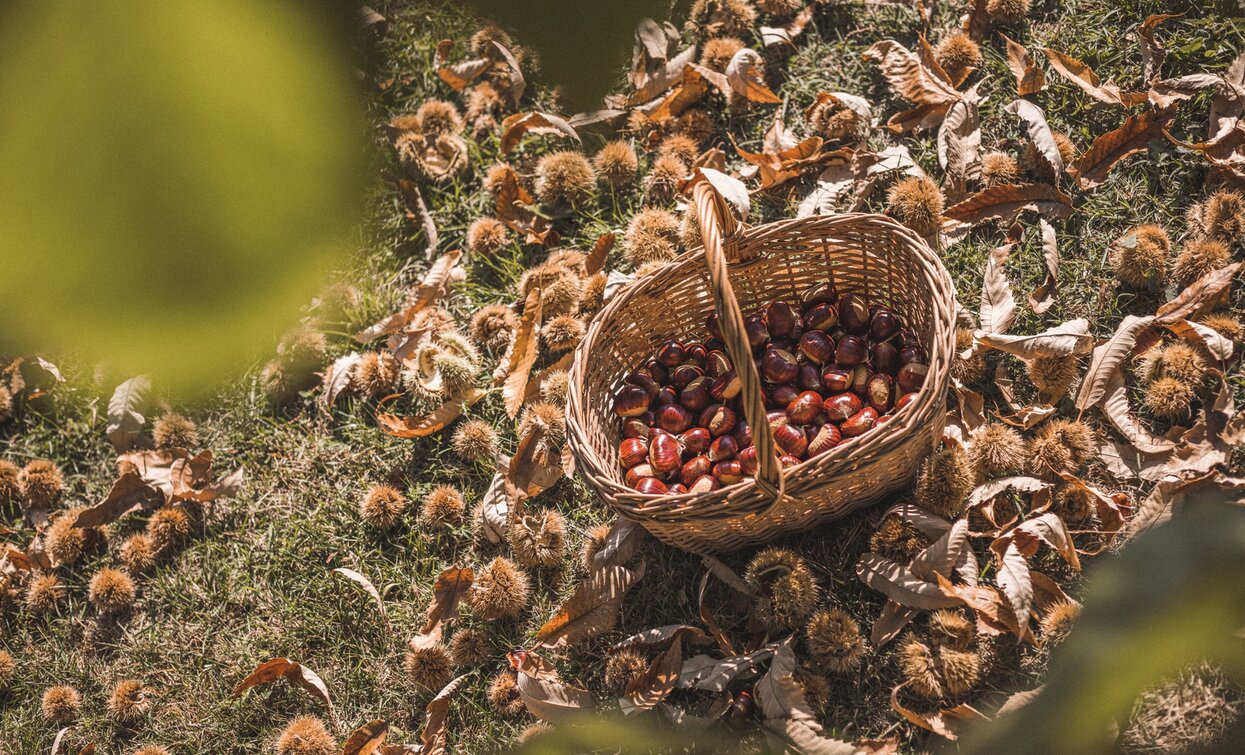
1155,263,1241,324
796,159,857,218
1004,512,1081,571
864,40,960,107
939,83,982,200
1041,48,1147,106
498,288,543,418
435,40,489,90
937,575,1024,637
375,387,487,438
1029,218,1059,314
856,553,961,610
630,45,697,106
942,183,1074,243
1101,371,1176,455
585,232,615,276
333,567,387,621
736,137,839,191
724,48,780,104
116,448,243,506
343,720,388,755
1056,473,1129,535
106,375,150,452
1164,319,1234,363
1068,107,1178,190
677,645,776,692
891,683,989,740
323,352,363,407
589,517,645,570
492,165,554,245
614,624,707,654
621,626,702,714
477,472,511,545
1138,13,1180,84
505,424,563,497
394,178,438,259
499,111,580,154
536,560,646,647
1074,314,1156,411
976,318,1093,359
1000,33,1045,96
979,238,1017,335
989,539,1034,632
700,553,757,597
233,657,332,710
756,640,862,753
630,17,681,90
68,471,164,529
421,566,473,636
489,40,525,107
514,651,594,723
759,4,815,48
419,674,468,755
1005,100,1064,175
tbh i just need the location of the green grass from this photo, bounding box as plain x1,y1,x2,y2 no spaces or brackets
1,0,1243,752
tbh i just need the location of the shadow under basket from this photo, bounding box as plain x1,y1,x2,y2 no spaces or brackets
567,184,957,554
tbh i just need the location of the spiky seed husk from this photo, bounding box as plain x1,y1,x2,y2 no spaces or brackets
449,627,491,667
470,304,520,353
686,0,758,39
594,140,640,186
44,514,87,566
25,573,65,614
19,459,63,509
451,420,499,464
805,608,867,674
645,154,688,203
793,663,831,712
431,352,478,398
152,413,198,450
360,484,406,529
277,324,329,375
509,510,568,568
89,568,136,614
547,249,588,277
1046,419,1096,467
467,217,510,256
109,679,149,722
1029,435,1073,477
658,134,700,166
469,23,514,58
674,109,715,144
516,722,553,746
353,352,401,398
934,32,981,82
422,485,465,528
986,0,1031,24
914,447,974,519
897,637,942,700
277,715,336,755
1054,484,1095,523
1200,189,1245,244
535,151,595,207
466,82,503,129
539,369,571,407
1199,313,1244,342
581,523,612,570
869,513,931,563
981,152,1020,187
806,98,862,142
1026,354,1080,403
147,505,192,548
518,263,583,318
0,386,11,424
1144,377,1194,420
1039,600,1081,646
469,556,530,620
404,645,453,692
886,177,944,236
700,36,745,72
488,670,526,717
950,327,987,384
928,610,975,651
0,651,13,691
0,459,20,506
1172,239,1231,289
120,533,159,574
517,402,567,450
261,359,298,405
745,547,819,631
627,208,679,248
484,163,513,195
1155,342,1206,384
580,273,607,315
414,99,463,135
604,650,648,694
542,316,585,353
624,230,678,268
1111,224,1171,290
969,424,1027,478
938,646,981,697
41,685,81,724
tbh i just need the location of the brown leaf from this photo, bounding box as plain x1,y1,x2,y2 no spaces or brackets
506,424,562,497
322,352,363,407
1138,13,1181,84
523,352,575,405
1068,107,1178,190
647,66,711,121
1041,48,1148,106
939,84,982,200
436,55,490,91
536,560,645,646
628,45,697,106
701,553,757,596
1000,33,1045,96
989,539,1033,631
106,376,150,452
589,517,646,570
421,566,474,636
394,178,438,259
735,137,838,190
1029,218,1059,313
489,41,526,107
499,111,581,154
698,570,736,656
477,472,511,545
887,102,953,135
937,576,1023,637
1005,100,1064,174
724,48,780,104
760,5,815,48
1155,263,1241,324
976,318,1093,359
343,720,388,755
492,165,554,245
622,627,697,713
677,645,775,692
961,0,990,42
979,239,1017,335
375,387,487,438
68,472,162,529
614,624,708,654
756,639,863,752
871,599,921,647
1074,314,1156,410
1100,371,1176,454
1007,513,1081,570
585,232,615,276
233,658,332,710
857,553,961,609
891,684,989,739
410,250,464,313
333,567,387,621
499,289,543,418
417,675,467,755
942,183,1074,238
514,651,594,723
864,40,961,106
1164,319,1234,362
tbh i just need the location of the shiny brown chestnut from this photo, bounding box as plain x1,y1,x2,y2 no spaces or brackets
714,460,744,485
655,339,686,367
801,281,838,307
897,362,929,393
895,391,919,411
734,420,753,448
871,342,900,376
709,434,739,462
709,370,742,401
685,341,708,365
744,314,769,348
835,335,868,366
614,384,651,417
787,391,824,424
670,363,704,389
779,454,803,468
761,348,799,384
680,376,711,412
737,445,758,475
633,477,669,494
766,300,799,339
797,363,823,391
622,415,652,439
689,474,720,494
657,404,693,434
643,358,668,386
667,483,689,495
653,386,678,408
680,455,712,486
823,392,864,421
807,423,842,456
680,428,712,455
820,366,852,392
870,307,900,341
768,384,799,409
625,370,661,398
701,404,737,437
766,411,790,429
649,433,682,473
626,463,656,488
773,424,808,457
895,330,921,349
850,365,874,397
798,331,835,364
803,302,838,332
866,373,894,412
841,406,879,437
619,438,648,468
705,350,733,378
839,294,870,335
899,345,928,365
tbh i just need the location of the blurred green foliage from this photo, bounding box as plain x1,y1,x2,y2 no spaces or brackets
0,0,367,396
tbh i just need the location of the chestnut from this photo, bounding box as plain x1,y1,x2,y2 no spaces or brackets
866,373,894,412
685,341,707,365
895,330,921,349
787,391,824,424
614,384,651,417
705,350,733,378
803,302,838,332
779,454,803,468
737,445,758,475
625,370,661,398
633,477,669,495
680,455,712,486
667,483,689,495
766,301,799,339
835,335,868,366
768,384,799,409
798,331,835,364
744,314,770,348
761,348,799,384
876,414,895,427
850,365,874,397
841,406,879,437
797,363,823,391
705,313,722,341
653,386,678,408
619,438,649,468
807,423,842,456
622,415,652,439
670,363,704,389
824,392,863,422
709,370,742,401
895,391,919,411
766,411,790,429
626,463,657,488
680,427,712,455
655,339,686,367
871,342,900,377
870,307,900,341
680,376,711,412
709,434,739,462
839,294,871,335
897,362,928,393
689,474,719,494
773,424,808,457
701,404,737,437
734,420,753,448
801,281,838,307
649,433,682,473
657,404,693,434
643,358,669,386
820,366,852,393
900,345,928,365
713,460,744,485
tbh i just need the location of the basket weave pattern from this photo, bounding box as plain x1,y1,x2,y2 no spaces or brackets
567,185,957,553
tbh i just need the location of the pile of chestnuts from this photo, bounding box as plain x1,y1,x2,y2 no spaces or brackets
612,282,930,495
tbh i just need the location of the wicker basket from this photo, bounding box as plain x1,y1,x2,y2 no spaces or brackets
567,182,957,553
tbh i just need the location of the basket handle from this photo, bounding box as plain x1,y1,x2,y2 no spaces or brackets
692,182,785,501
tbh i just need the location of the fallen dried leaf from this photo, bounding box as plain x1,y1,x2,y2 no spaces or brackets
499,111,580,154
106,376,150,452
1000,33,1045,96
1029,218,1059,314
864,40,960,106
976,318,1093,358
375,387,487,438
942,183,1074,240
1068,107,1178,190
891,684,988,739
333,567,387,621
1042,48,1147,106
343,720,388,755
514,651,594,723
233,657,332,710
421,566,473,636
536,560,645,646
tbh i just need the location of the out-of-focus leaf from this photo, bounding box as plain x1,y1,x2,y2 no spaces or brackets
106,376,150,452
